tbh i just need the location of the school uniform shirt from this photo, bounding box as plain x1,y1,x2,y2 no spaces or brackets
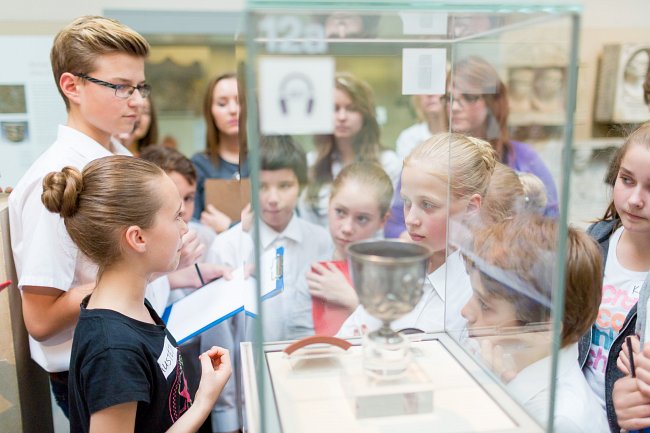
336,251,471,337
200,215,331,432
507,343,609,433
584,226,648,409
395,122,432,160
69,298,191,433
299,149,402,227
204,215,331,341
9,125,171,372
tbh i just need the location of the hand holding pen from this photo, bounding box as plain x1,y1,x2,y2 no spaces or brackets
193,263,234,288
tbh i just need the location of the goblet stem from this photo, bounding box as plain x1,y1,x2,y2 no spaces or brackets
372,322,404,345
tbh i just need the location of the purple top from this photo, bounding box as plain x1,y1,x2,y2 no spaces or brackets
384,140,559,238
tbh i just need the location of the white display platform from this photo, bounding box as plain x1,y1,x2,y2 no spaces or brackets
241,333,545,433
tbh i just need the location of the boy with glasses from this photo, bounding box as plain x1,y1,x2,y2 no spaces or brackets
9,16,204,418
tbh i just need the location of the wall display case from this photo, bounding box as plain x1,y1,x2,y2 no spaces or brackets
238,2,581,432
595,43,650,124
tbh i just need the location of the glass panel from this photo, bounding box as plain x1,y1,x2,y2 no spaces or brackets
240,3,582,432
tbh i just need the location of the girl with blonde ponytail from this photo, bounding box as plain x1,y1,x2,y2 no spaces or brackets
338,133,497,337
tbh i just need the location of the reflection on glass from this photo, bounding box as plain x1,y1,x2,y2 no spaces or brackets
459,215,607,431
447,55,559,217
299,72,401,227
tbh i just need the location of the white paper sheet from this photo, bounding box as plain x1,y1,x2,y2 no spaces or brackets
163,247,285,344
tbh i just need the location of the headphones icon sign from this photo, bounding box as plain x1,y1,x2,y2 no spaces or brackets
278,72,315,116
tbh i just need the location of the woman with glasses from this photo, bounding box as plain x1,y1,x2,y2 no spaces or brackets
299,72,401,228
385,56,558,238
445,56,558,216
191,73,248,233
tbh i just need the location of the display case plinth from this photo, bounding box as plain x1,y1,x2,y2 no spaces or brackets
342,357,434,419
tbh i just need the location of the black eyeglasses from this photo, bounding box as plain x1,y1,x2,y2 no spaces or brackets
440,92,482,107
74,73,151,99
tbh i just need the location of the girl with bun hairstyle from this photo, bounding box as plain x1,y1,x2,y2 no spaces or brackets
42,155,231,433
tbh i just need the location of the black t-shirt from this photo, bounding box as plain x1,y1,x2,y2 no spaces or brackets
69,298,192,433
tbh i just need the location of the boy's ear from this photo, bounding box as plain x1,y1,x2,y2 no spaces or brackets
465,193,482,216
124,225,147,253
60,72,82,105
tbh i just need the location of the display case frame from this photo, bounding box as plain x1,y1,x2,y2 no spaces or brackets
240,2,582,432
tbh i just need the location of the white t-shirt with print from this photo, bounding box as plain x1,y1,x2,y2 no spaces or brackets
584,226,648,408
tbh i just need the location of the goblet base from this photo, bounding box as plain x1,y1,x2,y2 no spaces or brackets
362,329,410,378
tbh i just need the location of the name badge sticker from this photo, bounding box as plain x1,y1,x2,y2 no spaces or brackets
157,336,178,379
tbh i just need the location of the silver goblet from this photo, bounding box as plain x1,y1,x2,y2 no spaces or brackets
347,239,432,377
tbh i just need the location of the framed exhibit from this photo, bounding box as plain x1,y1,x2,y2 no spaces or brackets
595,43,650,124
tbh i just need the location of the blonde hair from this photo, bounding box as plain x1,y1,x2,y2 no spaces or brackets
518,172,548,214
51,15,150,109
404,132,497,200
41,156,164,276
330,162,394,217
480,163,525,224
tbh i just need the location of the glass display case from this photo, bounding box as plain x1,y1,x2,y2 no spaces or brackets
237,2,582,432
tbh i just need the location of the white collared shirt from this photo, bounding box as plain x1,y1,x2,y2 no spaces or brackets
205,214,332,341
336,251,471,337
9,125,170,372
507,343,609,433
396,122,432,160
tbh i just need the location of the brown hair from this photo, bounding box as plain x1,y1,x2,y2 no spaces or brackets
135,95,159,152
50,15,149,110
480,163,525,224
260,135,308,187
448,56,511,162
308,72,383,203
140,145,196,185
202,72,238,167
644,56,650,105
404,132,497,200
469,215,602,346
41,156,165,276
599,121,650,224
330,162,394,217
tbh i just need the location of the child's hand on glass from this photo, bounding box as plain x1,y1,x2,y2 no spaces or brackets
306,262,358,311
200,204,232,234
477,338,518,383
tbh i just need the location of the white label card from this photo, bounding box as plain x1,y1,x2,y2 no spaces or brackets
157,336,178,379
399,12,448,35
402,48,447,95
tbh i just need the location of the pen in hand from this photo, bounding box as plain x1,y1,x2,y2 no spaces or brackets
195,263,206,287
627,336,636,378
